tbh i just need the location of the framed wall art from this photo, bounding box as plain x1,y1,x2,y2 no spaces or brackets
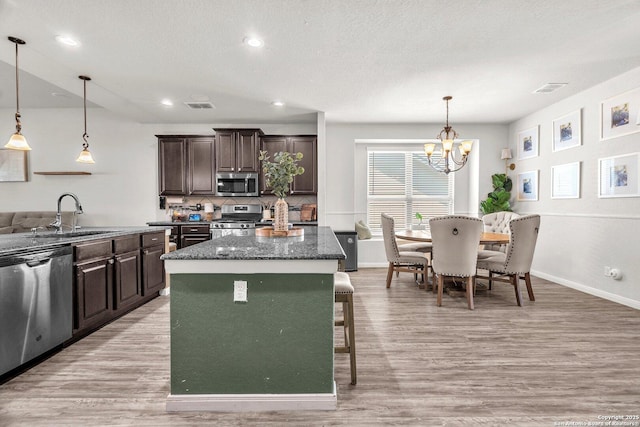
517,170,539,201
600,87,640,140
598,153,640,198
517,126,539,160
551,162,580,199
553,109,581,152
0,149,28,182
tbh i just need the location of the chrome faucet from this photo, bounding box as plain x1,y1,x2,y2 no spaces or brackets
50,192,84,234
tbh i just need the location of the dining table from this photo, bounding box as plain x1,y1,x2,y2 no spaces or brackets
395,230,510,245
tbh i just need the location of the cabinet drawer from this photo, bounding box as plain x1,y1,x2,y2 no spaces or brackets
142,231,165,248
181,225,209,235
74,239,112,262
113,235,139,254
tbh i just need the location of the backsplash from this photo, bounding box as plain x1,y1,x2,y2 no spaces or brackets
162,195,317,222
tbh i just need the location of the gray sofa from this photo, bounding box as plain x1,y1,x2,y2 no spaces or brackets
0,211,75,234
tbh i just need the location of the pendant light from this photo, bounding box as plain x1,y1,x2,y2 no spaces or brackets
76,75,95,164
5,36,31,151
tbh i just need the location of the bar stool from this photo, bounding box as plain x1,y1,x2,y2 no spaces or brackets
334,272,356,385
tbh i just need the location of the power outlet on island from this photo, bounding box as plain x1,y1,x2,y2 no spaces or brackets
234,280,248,302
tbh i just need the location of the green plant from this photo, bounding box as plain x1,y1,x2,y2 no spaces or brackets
415,212,423,223
480,173,513,214
258,150,305,199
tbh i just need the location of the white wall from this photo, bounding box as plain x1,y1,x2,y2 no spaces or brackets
508,66,640,309
323,122,508,265
0,107,316,225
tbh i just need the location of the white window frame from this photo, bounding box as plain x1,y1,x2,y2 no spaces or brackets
364,145,455,235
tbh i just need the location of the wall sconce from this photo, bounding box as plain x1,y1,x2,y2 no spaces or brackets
501,148,515,174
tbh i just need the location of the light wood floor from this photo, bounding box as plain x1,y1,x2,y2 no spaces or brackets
1,269,640,426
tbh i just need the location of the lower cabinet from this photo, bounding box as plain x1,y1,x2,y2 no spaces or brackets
114,235,142,312
142,232,166,295
72,231,165,339
179,224,210,248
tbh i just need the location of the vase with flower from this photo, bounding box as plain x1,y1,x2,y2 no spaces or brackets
258,150,305,232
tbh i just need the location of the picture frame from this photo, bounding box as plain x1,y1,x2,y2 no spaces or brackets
517,170,539,201
0,149,28,182
600,87,640,140
598,153,640,198
552,109,581,152
551,162,580,199
517,126,539,160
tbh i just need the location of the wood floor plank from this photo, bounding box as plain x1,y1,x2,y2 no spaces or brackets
1,268,639,426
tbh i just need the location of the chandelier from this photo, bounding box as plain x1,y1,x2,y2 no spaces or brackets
423,96,472,174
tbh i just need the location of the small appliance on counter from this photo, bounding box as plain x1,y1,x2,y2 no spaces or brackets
188,213,202,221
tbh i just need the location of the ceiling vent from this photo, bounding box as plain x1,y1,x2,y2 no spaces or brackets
533,83,568,94
184,101,215,109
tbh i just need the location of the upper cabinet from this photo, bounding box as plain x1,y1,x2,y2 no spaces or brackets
260,135,317,195
214,129,263,173
158,136,215,196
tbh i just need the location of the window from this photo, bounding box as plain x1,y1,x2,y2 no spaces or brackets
367,149,454,234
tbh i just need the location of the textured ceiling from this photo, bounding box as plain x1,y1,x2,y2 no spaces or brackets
1,0,640,125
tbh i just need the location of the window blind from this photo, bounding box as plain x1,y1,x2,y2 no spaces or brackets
367,150,453,234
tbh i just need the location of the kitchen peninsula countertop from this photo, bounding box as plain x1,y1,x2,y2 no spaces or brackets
0,226,169,258
161,226,343,261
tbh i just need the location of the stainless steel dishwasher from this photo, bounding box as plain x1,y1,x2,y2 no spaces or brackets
0,245,73,376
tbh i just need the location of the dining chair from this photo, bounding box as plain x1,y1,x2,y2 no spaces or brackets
429,215,483,310
476,214,540,306
481,211,520,253
381,213,429,288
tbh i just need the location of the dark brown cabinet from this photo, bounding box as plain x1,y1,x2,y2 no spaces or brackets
141,232,166,295
158,136,215,196
158,138,188,195
179,225,210,249
72,232,165,338
214,128,263,173
113,236,141,312
260,135,317,195
74,240,114,333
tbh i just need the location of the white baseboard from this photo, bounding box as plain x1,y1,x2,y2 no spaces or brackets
159,288,170,296
166,384,337,412
531,269,640,310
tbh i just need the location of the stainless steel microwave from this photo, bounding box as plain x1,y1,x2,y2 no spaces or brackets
215,172,259,197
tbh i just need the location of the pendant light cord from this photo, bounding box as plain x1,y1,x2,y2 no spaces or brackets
14,39,22,133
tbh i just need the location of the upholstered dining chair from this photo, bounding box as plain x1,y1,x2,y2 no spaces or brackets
481,211,520,253
476,214,541,306
381,213,429,288
429,216,483,310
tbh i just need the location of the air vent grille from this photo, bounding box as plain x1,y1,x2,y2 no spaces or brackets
184,101,215,109
533,83,568,94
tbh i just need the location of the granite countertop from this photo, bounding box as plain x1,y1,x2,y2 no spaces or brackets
162,226,344,261
0,226,169,258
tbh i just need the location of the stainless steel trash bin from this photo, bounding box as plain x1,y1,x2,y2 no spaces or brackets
335,231,358,272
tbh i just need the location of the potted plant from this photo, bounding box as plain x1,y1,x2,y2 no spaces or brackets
258,150,305,232
480,173,513,214
411,212,426,230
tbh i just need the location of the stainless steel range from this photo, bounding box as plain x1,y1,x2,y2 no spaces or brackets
210,204,262,238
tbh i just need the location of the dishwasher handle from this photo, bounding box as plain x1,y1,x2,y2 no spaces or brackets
26,258,52,268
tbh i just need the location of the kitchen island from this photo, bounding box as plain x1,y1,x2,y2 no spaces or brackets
162,226,345,412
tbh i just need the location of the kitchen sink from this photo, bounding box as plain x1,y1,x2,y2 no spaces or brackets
27,230,115,238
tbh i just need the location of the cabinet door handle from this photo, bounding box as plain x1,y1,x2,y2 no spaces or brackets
151,237,158,241
190,228,198,232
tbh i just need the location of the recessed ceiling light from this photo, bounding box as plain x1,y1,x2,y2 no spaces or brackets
55,35,79,47
244,37,264,48
271,100,285,107
161,99,174,107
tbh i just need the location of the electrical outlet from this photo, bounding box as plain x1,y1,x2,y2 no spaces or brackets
234,280,247,302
